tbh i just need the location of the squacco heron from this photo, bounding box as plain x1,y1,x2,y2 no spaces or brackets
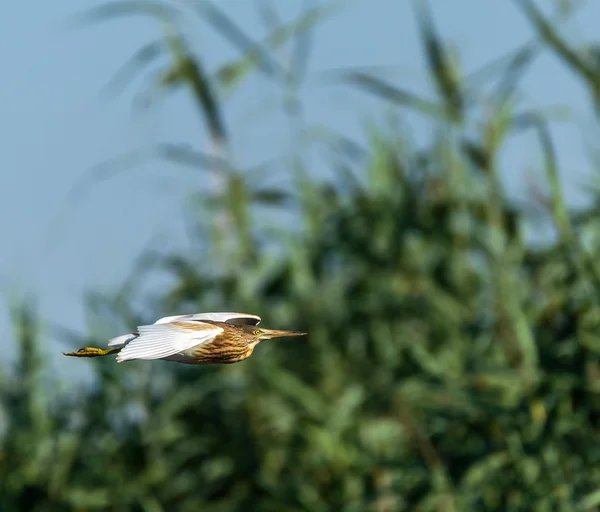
63,312,306,364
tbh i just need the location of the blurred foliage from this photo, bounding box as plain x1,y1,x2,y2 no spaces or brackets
4,0,600,510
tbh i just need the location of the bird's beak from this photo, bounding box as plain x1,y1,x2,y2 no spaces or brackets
259,328,307,340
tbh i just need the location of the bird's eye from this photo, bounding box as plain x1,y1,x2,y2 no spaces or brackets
254,330,261,335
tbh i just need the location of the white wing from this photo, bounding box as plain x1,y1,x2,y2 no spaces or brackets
153,312,261,326
107,312,259,349
116,321,223,362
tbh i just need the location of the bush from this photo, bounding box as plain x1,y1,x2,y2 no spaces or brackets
3,1,600,510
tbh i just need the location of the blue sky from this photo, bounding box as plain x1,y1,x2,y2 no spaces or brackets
1,0,599,372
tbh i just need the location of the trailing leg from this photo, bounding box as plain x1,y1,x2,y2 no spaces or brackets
63,347,121,358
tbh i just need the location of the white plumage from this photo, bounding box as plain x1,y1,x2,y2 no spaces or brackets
151,312,261,326
108,312,261,363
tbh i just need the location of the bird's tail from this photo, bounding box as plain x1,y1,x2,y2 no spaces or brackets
63,347,121,358
107,332,138,348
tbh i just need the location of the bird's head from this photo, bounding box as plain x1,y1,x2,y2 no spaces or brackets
249,326,307,341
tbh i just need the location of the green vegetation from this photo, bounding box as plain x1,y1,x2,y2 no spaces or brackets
3,0,600,510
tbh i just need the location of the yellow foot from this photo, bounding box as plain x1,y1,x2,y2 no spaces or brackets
63,347,120,358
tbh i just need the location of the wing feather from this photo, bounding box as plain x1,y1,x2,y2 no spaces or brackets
153,312,261,326
116,321,223,362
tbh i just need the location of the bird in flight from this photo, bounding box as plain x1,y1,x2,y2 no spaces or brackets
63,312,306,365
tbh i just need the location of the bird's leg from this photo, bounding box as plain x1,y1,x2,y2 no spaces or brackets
63,347,121,358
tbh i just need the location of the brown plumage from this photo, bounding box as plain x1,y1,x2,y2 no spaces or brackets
171,320,305,364
63,312,306,365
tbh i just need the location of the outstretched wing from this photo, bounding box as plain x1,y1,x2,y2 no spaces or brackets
108,312,260,349
116,321,223,362
153,312,261,326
